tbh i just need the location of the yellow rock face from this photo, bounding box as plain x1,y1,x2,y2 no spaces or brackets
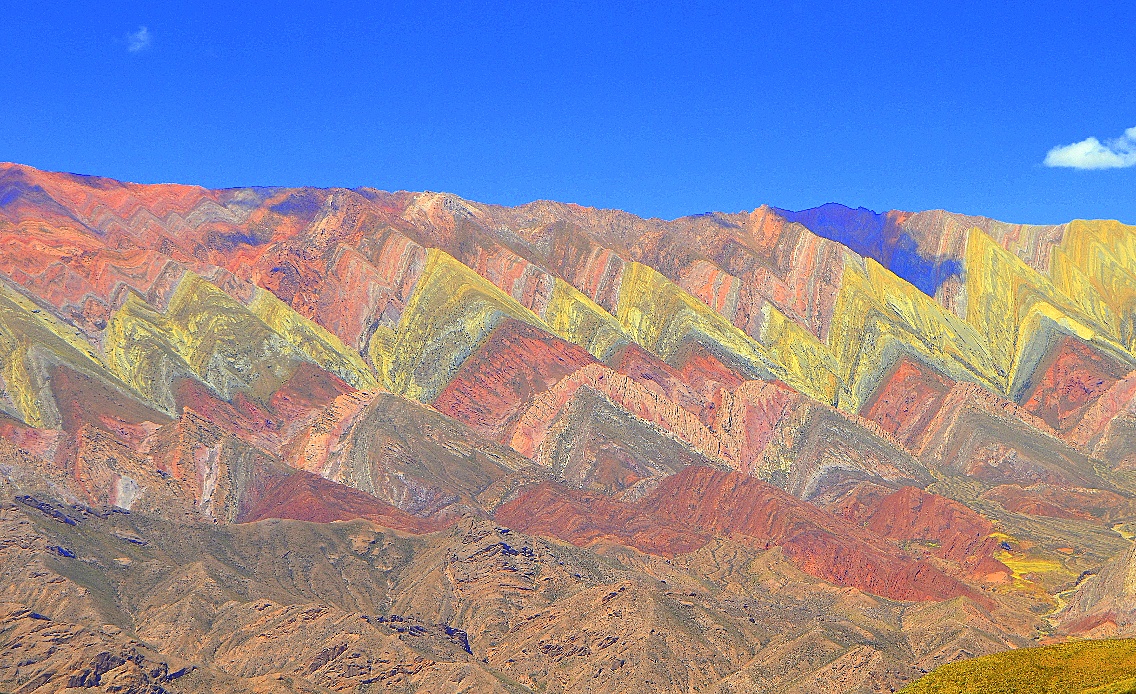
542,278,629,361
105,292,197,412
1051,220,1136,350
794,224,1136,414
828,257,999,411
369,248,546,401
963,227,1133,399
756,302,841,406
615,261,839,405
370,250,633,402
0,281,124,427
107,271,375,408
247,287,377,390
406,216,1136,420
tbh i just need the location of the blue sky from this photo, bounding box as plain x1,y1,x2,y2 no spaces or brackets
2,1,1133,223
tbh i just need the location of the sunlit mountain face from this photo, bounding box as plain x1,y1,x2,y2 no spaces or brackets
2,162,1136,693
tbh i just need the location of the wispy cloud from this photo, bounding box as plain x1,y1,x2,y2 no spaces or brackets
1044,127,1136,169
127,26,151,53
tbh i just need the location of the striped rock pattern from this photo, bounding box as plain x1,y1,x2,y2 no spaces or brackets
1,162,1135,693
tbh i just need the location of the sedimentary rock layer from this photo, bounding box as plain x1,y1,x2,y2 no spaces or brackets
1,162,1135,693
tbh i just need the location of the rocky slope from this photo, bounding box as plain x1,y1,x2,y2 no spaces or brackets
0,162,1134,691
898,638,1136,693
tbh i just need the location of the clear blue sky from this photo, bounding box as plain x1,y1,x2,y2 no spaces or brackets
3,1,1133,224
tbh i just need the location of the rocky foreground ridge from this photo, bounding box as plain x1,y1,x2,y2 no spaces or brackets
1,162,1135,692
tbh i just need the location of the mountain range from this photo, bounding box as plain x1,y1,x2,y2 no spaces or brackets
1,162,1135,692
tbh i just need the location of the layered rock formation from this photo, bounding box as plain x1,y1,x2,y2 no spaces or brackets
1,161,1135,692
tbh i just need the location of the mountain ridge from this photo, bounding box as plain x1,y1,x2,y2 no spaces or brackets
1,161,1135,692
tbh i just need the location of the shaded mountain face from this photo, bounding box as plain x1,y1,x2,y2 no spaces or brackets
0,161,1135,692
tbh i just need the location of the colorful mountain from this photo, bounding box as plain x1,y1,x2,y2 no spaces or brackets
1,161,1135,693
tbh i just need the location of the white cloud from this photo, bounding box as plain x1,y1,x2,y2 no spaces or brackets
1044,126,1136,169
127,26,151,52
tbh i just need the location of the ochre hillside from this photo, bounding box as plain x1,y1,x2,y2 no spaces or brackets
900,638,1136,693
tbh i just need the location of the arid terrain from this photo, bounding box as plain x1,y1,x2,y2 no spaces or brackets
2,162,1136,692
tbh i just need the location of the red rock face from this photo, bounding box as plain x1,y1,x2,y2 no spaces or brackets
493,482,707,556
537,222,625,312
170,361,352,456
715,380,802,473
981,484,1134,524
608,343,712,423
498,467,987,604
839,485,1009,580
240,470,445,532
672,345,747,396
1065,372,1136,453
643,468,987,603
268,362,354,422
433,319,596,439
862,357,955,448
247,218,430,350
1022,336,1132,433
48,364,170,443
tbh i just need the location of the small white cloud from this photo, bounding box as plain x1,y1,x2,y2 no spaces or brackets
127,26,151,53
1044,126,1136,169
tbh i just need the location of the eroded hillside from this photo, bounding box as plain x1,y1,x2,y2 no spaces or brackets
1,162,1135,692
